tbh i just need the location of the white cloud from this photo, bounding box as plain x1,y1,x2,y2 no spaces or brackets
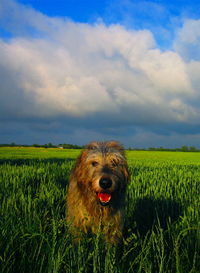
174,19,200,61
1,0,200,146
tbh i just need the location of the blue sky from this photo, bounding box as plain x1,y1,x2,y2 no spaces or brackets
1,0,200,147
11,0,200,47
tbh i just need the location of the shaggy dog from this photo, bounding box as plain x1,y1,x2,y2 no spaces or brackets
66,141,130,244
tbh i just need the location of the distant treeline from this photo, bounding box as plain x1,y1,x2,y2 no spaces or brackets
0,142,83,149
128,146,200,152
1,143,200,152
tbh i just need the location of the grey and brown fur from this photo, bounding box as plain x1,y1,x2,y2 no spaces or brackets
66,141,130,244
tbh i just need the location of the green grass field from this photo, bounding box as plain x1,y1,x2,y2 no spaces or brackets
0,147,199,273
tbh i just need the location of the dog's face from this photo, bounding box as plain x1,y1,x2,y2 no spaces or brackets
73,141,130,207
86,151,129,206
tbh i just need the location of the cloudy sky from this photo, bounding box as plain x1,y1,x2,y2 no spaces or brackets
1,0,200,148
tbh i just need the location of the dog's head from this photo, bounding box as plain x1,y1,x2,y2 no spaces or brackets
71,141,130,207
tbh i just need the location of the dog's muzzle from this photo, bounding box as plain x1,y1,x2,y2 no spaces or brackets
97,177,113,206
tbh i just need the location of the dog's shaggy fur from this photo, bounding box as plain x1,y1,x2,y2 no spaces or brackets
66,141,130,244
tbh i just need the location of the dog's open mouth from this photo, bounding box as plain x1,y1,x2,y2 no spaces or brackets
97,192,112,205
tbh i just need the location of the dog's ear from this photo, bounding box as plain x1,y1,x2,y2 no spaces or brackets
85,141,99,150
70,149,88,186
106,141,125,155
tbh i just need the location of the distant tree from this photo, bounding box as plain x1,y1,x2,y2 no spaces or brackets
60,143,83,149
33,144,40,148
148,147,156,151
181,146,189,152
43,143,55,148
47,142,53,148
189,146,197,152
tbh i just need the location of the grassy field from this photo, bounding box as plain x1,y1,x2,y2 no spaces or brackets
0,147,199,273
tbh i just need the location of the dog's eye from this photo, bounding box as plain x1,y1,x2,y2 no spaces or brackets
92,161,99,167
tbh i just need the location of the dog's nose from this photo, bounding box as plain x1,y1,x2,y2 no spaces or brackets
99,177,112,189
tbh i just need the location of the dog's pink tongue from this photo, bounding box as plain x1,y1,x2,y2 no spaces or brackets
98,192,111,203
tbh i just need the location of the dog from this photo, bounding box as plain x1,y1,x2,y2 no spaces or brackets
66,141,130,244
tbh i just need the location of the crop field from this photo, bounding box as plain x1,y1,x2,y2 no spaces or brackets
0,147,199,273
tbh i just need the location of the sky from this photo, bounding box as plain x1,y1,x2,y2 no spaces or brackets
1,0,200,148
